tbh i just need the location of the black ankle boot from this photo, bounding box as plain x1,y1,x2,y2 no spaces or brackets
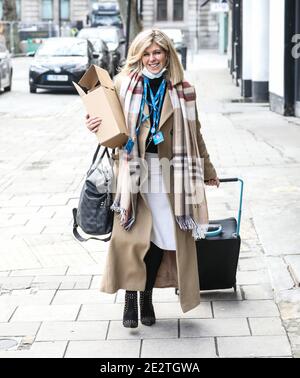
123,291,138,328
140,289,155,326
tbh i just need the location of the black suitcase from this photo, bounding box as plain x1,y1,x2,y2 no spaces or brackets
196,178,244,292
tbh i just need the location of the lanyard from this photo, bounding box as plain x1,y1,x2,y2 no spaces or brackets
136,77,166,137
145,77,166,135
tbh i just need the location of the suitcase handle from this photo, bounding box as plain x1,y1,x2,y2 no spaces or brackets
218,177,244,236
219,178,238,183
205,224,223,238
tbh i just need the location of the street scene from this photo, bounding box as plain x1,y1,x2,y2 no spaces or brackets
0,0,300,360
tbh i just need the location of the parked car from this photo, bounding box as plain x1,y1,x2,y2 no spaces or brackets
160,28,186,53
86,1,124,30
0,42,13,92
28,37,99,93
76,27,113,76
160,28,187,69
94,26,126,75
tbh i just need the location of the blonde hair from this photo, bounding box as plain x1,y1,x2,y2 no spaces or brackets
120,29,184,84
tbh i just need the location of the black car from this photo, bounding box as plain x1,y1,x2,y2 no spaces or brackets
76,28,113,76
95,26,126,76
87,1,124,30
28,37,99,93
0,41,13,92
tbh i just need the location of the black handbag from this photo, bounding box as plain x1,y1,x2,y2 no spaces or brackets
72,145,114,242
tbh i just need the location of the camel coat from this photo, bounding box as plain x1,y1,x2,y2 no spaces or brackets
100,73,217,313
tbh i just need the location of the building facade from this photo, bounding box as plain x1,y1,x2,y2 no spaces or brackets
142,0,219,50
228,0,300,118
0,0,95,26
0,0,220,50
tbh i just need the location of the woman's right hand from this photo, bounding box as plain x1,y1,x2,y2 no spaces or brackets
85,114,102,133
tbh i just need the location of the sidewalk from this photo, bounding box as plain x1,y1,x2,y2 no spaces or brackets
0,51,299,358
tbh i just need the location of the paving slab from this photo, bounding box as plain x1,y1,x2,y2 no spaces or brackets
65,340,140,358
0,289,55,306
0,341,67,358
0,322,40,337
36,321,108,341
236,270,270,285
217,335,292,358
51,289,116,305
241,284,274,300
275,288,300,320
283,318,300,358
141,338,217,358
155,302,213,319
180,318,250,337
78,303,125,321
0,304,16,322
0,276,34,290
266,256,295,291
9,266,68,277
31,275,92,290
213,300,280,318
248,317,286,336
11,304,80,322
107,319,178,340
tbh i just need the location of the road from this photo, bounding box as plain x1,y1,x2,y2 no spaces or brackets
0,57,77,118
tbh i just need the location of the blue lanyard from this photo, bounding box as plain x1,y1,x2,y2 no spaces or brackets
136,77,166,136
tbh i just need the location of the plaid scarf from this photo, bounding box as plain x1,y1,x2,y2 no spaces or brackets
111,71,209,240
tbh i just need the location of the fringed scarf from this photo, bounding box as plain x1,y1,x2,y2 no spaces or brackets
111,71,209,240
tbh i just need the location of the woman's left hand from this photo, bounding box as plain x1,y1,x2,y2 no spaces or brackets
205,177,220,188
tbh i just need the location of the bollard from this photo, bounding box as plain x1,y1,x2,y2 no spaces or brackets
181,46,187,70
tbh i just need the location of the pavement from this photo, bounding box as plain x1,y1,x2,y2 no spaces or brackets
0,50,299,358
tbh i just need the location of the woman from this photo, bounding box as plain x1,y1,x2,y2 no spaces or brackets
86,29,219,328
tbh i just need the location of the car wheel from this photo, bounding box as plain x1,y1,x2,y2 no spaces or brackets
4,70,12,92
30,85,37,93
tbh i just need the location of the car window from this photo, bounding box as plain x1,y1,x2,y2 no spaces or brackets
97,29,118,44
93,14,122,27
161,29,183,43
77,28,102,39
36,39,87,57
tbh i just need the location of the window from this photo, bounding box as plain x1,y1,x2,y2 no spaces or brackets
60,0,70,21
42,0,53,20
16,0,21,20
157,0,167,21
173,0,184,21
0,0,21,20
156,0,185,22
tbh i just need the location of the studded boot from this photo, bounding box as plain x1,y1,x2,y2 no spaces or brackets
123,291,138,328
140,289,155,326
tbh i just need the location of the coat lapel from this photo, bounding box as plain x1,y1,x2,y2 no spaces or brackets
158,90,173,130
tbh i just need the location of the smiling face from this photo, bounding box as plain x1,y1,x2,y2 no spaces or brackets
141,42,167,74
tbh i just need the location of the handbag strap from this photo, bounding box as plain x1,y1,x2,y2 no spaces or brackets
72,208,111,243
92,144,115,166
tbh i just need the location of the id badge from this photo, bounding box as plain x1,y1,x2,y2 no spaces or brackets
124,137,134,154
153,131,164,145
